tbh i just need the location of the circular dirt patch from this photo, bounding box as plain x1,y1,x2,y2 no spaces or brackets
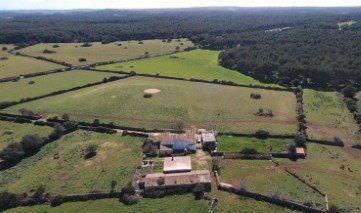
144,88,161,94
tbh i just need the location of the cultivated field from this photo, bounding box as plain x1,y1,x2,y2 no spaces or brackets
0,130,143,195
97,49,281,87
337,20,357,30
0,70,118,102
5,77,297,134
0,121,53,150
18,39,194,66
217,136,292,153
303,89,359,144
0,44,65,79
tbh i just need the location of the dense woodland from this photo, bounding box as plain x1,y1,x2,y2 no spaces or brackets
2,8,361,88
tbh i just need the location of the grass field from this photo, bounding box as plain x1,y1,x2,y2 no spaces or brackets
18,39,194,66
0,44,65,79
0,121,53,150
303,89,359,144
97,49,281,87
5,77,297,134
0,70,118,102
0,130,143,195
217,136,291,153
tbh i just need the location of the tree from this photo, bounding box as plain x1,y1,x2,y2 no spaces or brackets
192,184,205,200
341,85,357,98
62,121,78,132
84,144,98,159
295,134,307,148
0,191,18,211
92,118,100,126
48,124,66,141
61,113,70,120
0,143,25,163
20,134,44,154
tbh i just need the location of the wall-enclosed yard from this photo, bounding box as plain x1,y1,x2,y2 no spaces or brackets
97,49,281,87
0,44,65,79
0,70,118,102
0,121,53,150
303,89,359,144
217,136,291,153
0,131,143,195
18,39,194,66
5,77,297,134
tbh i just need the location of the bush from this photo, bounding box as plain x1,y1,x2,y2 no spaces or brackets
341,85,356,98
295,134,307,148
255,130,269,139
48,124,66,141
0,57,8,60
192,184,205,200
20,134,44,154
240,148,259,154
2,46,8,51
18,108,35,116
52,44,60,48
143,93,152,98
50,195,65,207
250,93,262,99
79,58,87,62
0,191,18,211
0,143,25,163
42,49,56,54
31,185,46,198
28,81,35,85
62,121,78,132
61,113,70,120
121,183,135,196
120,194,138,205
84,144,98,159
80,42,92,47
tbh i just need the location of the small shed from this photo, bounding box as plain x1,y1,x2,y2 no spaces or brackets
163,156,192,174
296,147,306,158
200,130,217,151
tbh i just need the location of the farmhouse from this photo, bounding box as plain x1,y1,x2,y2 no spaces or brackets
198,129,217,151
150,132,197,156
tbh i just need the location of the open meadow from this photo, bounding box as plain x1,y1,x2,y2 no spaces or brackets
0,121,53,150
18,39,194,66
217,136,292,153
5,76,297,134
303,89,359,145
97,49,281,87
0,130,143,195
0,44,65,79
0,70,118,103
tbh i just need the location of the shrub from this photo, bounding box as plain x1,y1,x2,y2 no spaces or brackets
84,144,98,159
48,124,66,141
0,143,25,163
79,58,87,62
240,148,258,154
143,93,152,98
2,46,8,51
50,195,65,207
121,183,135,195
295,134,307,148
255,130,269,139
62,121,78,132
341,85,356,98
327,205,341,213
52,44,60,48
250,93,261,99
20,134,44,154
28,81,35,85
0,191,18,211
31,185,46,198
0,57,8,60
142,139,158,155
192,184,205,200
120,194,138,205
18,108,35,116
42,49,56,54
61,113,70,120
80,42,92,47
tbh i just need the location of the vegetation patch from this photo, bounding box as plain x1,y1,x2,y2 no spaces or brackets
18,39,194,66
5,77,297,134
0,45,65,79
0,121,53,150
0,70,118,103
0,131,143,195
97,49,280,87
303,89,359,143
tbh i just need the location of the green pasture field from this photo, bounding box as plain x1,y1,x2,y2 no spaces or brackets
0,121,53,150
97,49,281,87
5,77,297,134
0,44,65,79
0,70,118,103
18,39,194,66
303,89,359,143
291,143,361,209
0,130,143,195
217,136,291,153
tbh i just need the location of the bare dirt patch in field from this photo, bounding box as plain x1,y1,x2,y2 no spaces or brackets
144,88,161,94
